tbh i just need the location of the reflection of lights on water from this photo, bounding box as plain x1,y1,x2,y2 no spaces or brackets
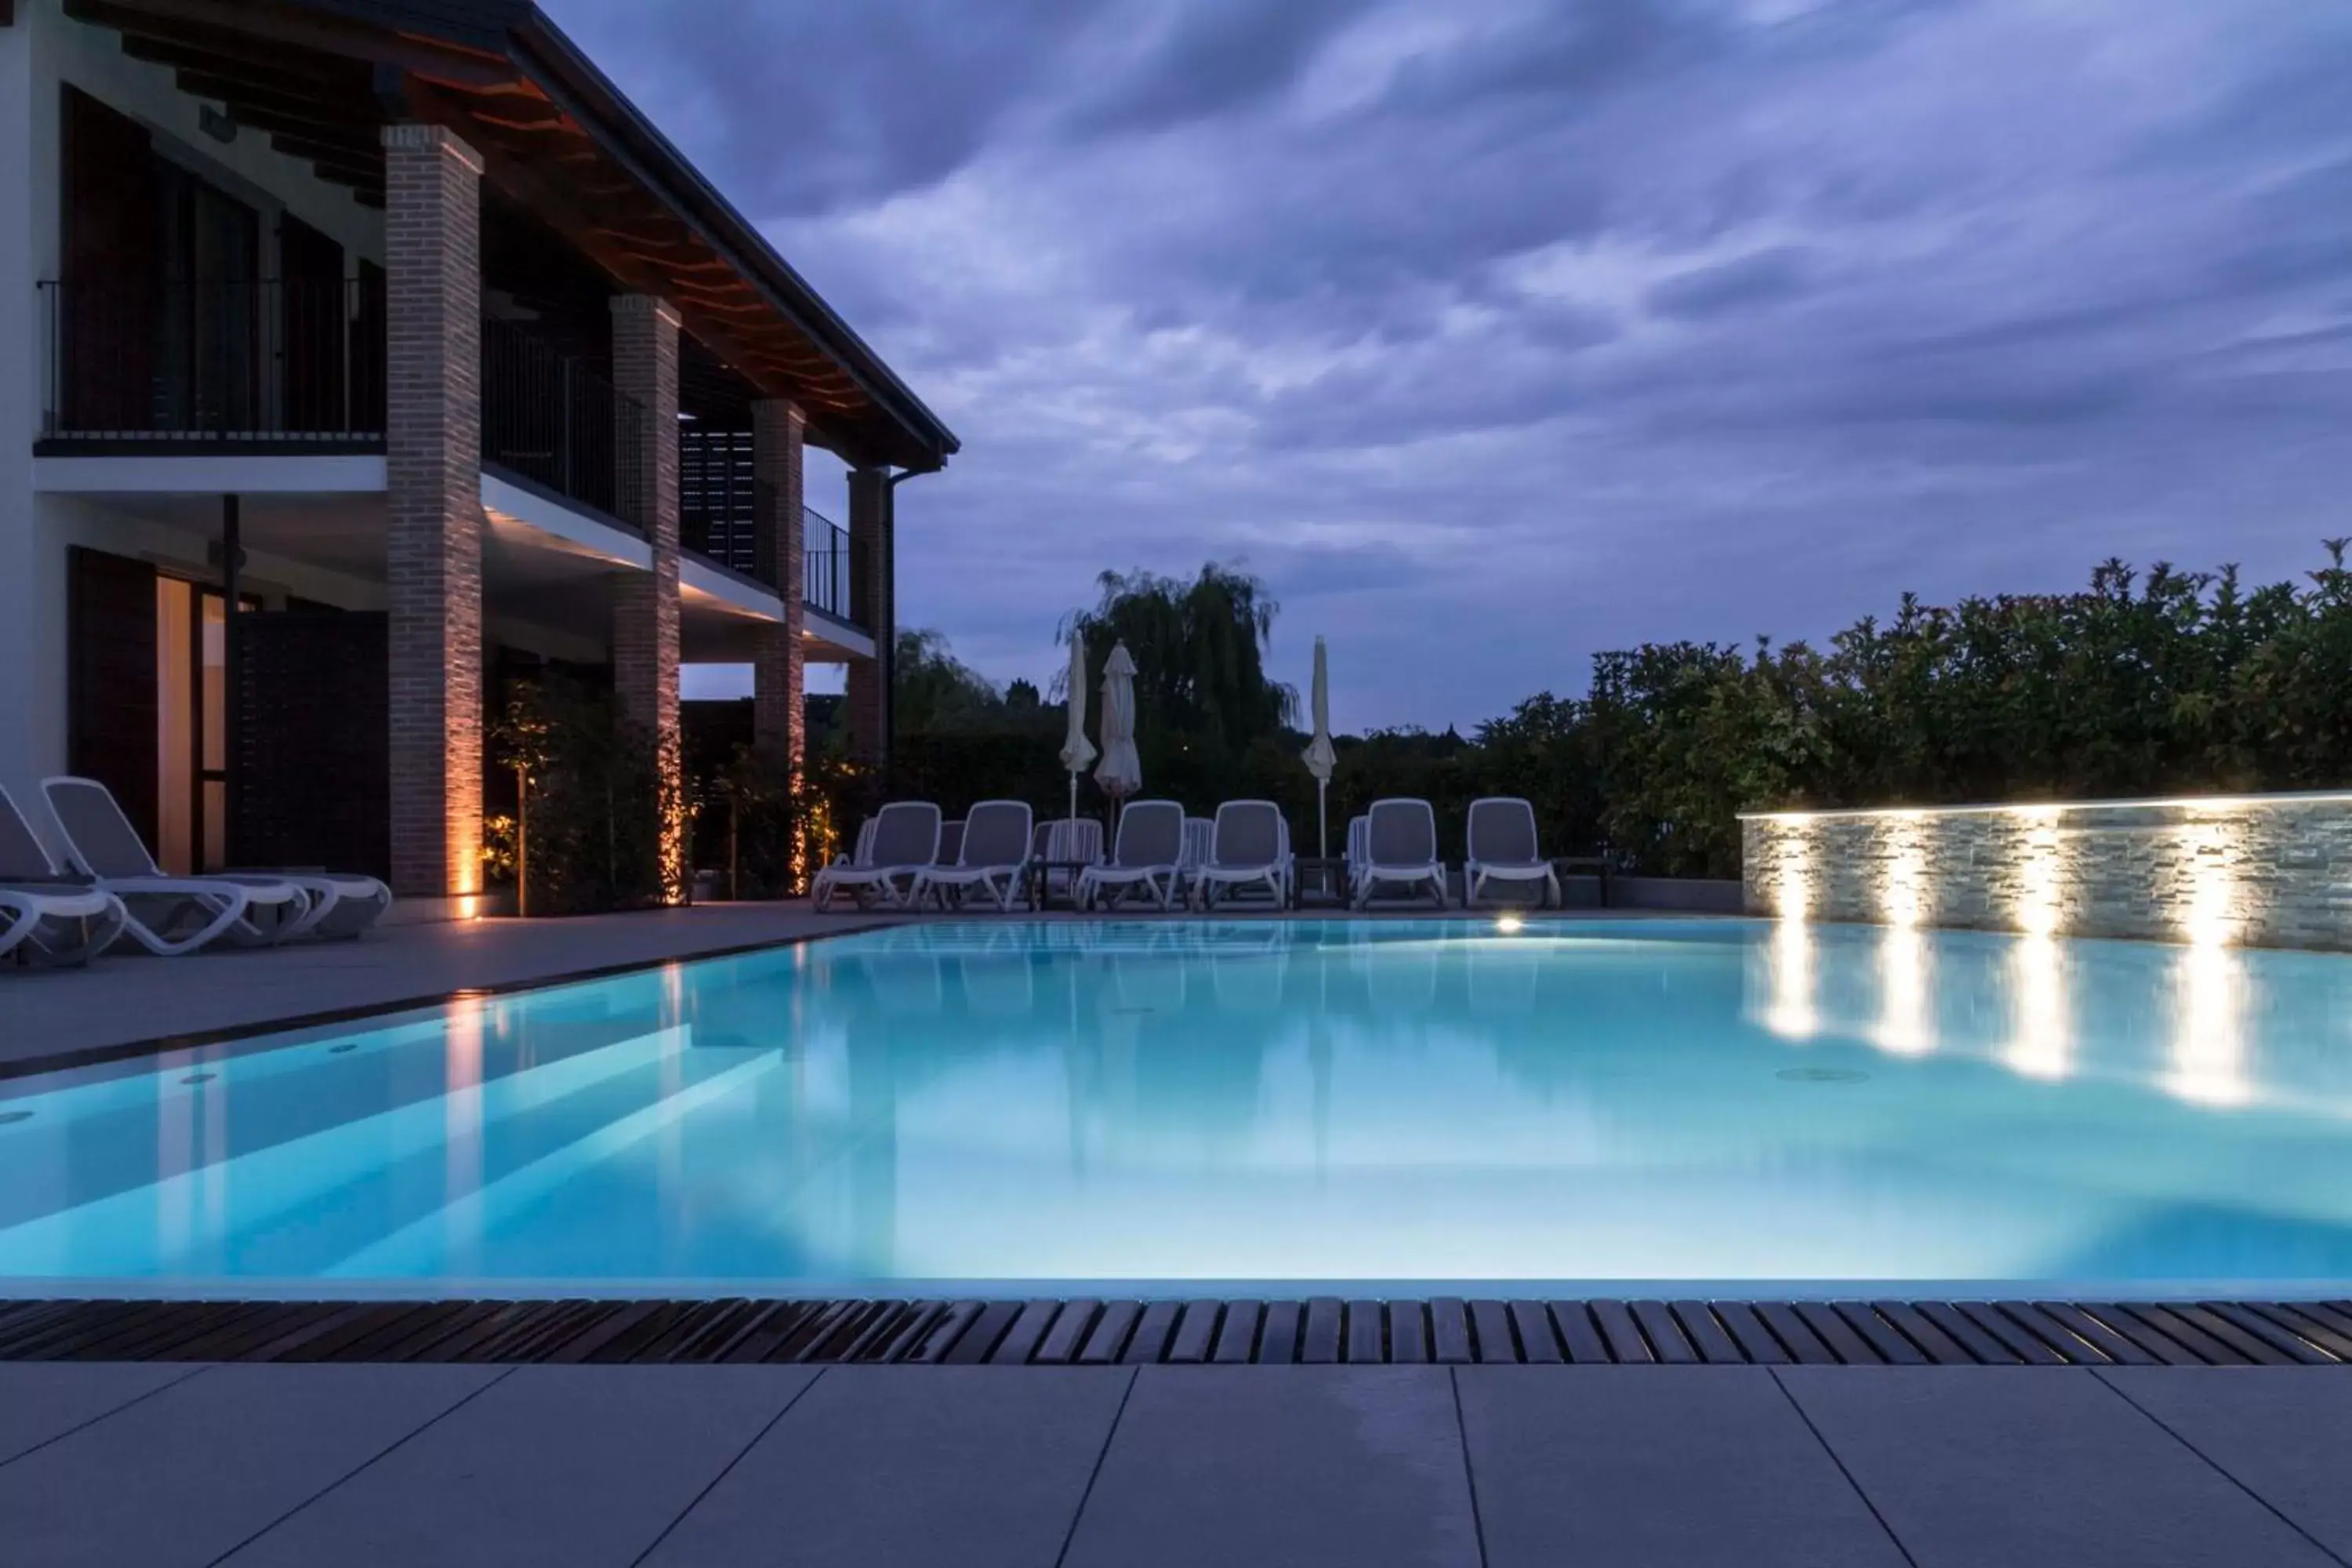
445,999,485,1241
1873,924,1934,1056
2003,935,2070,1080
2167,942,2250,1107
1765,918,1817,1039
1495,913,1524,935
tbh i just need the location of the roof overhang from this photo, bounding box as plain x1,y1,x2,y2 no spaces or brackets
64,0,958,471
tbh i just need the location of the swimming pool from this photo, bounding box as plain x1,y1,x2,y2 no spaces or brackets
2,919,2350,1298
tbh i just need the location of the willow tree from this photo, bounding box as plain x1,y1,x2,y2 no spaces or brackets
1062,563,1298,757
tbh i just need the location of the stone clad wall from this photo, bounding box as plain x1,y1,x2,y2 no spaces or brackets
1740,794,2352,951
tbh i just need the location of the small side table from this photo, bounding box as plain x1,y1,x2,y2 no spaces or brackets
1290,857,1350,909
1032,859,1098,909
1551,855,1613,909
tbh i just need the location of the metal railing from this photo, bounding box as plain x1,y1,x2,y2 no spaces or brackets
804,509,854,623
481,315,649,530
38,276,386,439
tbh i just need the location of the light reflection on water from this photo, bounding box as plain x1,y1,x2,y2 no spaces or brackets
2,919,2351,1292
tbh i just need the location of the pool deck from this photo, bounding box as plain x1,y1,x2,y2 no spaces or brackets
0,900,1708,1076
5,1358,2352,1566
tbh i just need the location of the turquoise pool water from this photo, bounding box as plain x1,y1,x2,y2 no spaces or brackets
3,919,2351,1297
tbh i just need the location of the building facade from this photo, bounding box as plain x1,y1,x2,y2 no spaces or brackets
0,0,951,913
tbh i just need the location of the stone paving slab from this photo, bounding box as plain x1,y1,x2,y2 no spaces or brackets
2099,1366,2352,1562
0,1363,502,1568
1457,1365,1909,1567
1780,1366,2342,1568
641,1365,1130,1568
1060,1365,1482,1568
220,1364,818,1568
0,1361,202,1465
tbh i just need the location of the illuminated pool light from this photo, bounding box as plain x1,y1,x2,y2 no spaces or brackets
1494,913,1525,934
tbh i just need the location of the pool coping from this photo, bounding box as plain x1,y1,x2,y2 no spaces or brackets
1,1295,2347,1367
0,922,902,1087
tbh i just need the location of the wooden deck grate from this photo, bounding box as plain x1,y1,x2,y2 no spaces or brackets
2,1298,2348,1367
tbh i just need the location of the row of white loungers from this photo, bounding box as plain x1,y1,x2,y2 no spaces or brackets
813,799,1303,913
0,779,392,967
1345,796,1563,909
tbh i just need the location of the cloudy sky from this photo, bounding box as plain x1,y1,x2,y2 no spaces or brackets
554,0,2352,731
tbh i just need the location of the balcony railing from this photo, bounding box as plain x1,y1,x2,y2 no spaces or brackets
804,509,853,623
39,276,386,440
481,316,649,531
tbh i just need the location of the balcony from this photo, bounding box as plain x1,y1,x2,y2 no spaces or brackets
481,315,649,532
677,425,863,631
38,276,385,448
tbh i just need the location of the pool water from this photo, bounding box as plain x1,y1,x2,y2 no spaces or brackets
3,919,2352,1296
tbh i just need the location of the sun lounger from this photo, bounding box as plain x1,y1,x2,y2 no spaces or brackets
1353,797,1449,909
1192,800,1290,909
910,800,1034,912
1076,800,1185,911
38,776,316,953
812,801,940,909
1464,797,1561,909
0,787,126,965
1345,813,1369,901
42,776,388,943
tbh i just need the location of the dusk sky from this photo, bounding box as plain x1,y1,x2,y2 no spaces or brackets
553,0,2352,732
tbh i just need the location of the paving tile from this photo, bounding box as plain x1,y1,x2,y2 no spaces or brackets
0,1361,205,1465
1062,1366,1479,1568
220,1365,817,1568
642,1366,1129,1568
2099,1368,2352,1561
1781,1367,2339,1568
0,1363,501,1568
1458,1366,1907,1567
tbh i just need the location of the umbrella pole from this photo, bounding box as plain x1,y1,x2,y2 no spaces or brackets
1317,782,1327,862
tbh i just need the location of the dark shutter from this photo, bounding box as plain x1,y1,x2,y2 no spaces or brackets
231,609,390,878
60,87,158,431
278,214,345,434
67,547,160,852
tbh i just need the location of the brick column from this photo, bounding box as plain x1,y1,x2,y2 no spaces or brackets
381,123,484,901
844,465,893,766
750,398,805,771
608,295,681,742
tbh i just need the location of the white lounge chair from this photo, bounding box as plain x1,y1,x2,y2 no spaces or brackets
812,801,940,910
42,776,387,943
1192,800,1290,909
1464,797,1561,909
38,776,314,953
1076,800,1185,911
1345,813,1370,901
0,786,127,966
910,800,1034,912
1034,817,1105,907
1353,797,1449,909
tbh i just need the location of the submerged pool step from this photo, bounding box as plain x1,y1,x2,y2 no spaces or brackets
0,1296,2347,1367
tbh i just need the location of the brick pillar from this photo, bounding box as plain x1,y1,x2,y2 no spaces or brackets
750,398,805,771
844,466,894,767
608,295,681,739
381,123,484,901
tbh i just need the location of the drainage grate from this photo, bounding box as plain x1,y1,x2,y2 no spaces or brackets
1777,1068,1870,1083
0,1298,2344,1368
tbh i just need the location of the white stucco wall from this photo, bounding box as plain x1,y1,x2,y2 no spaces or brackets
1,9,41,808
